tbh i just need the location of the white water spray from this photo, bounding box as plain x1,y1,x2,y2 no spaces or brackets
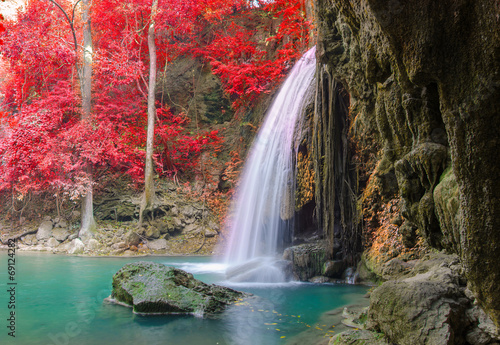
223,47,317,282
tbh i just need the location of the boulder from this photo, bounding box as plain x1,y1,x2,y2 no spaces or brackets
46,237,60,248
283,241,329,281
323,260,346,278
124,230,140,247
367,258,469,345
67,239,85,254
52,228,71,242
107,261,249,315
147,239,168,251
36,220,53,240
144,226,160,239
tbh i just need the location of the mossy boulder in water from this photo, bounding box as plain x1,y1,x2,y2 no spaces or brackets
108,261,248,316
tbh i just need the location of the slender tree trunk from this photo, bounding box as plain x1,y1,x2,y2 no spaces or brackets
139,0,158,225
79,0,96,239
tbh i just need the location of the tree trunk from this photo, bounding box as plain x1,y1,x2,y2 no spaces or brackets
139,0,158,225
78,0,96,240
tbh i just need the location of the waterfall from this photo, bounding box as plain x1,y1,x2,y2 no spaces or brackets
223,47,317,282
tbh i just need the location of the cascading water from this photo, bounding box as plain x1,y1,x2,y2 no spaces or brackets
223,47,317,283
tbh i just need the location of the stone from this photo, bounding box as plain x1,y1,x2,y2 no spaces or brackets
67,239,85,254
283,241,329,281
323,260,345,278
329,330,390,345
183,224,200,234
46,237,60,248
144,226,160,239
36,220,53,240
171,217,184,231
367,262,468,344
204,228,218,238
52,228,71,242
309,276,330,284
147,239,168,251
22,234,37,246
433,168,462,254
316,0,500,328
86,239,100,251
56,219,68,228
124,231,140,247
107,261,249,315
112,242,128,250
180,205,197,218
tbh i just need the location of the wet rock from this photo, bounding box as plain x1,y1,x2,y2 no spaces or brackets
36,220,53,240
67,239,85,254
107,261,249,315
283,241,329,281
309,276,330,284
323,260,346,278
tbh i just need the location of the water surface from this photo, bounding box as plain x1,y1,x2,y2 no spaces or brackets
0,253,367,344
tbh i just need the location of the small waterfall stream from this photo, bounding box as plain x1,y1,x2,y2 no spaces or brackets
224,47,317,282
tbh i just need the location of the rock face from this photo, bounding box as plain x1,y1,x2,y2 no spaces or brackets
109,261,248,315
366,254,499,345
283,242,329,281
315,0,500,328
368,260,468,344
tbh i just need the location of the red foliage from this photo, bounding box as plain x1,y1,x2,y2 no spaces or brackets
0,0,311,201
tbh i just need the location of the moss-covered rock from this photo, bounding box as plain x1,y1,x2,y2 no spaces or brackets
108,261,248,316
433,168,462,255
283,241,330,281
367,255,469,344
316,0,500,328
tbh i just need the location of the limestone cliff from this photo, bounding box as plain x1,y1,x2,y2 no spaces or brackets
314,0,500,330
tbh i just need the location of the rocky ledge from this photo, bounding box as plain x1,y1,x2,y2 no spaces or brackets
330,253,500,345
106,261,249,316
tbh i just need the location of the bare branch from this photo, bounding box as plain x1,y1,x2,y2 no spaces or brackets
46,0,79,52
